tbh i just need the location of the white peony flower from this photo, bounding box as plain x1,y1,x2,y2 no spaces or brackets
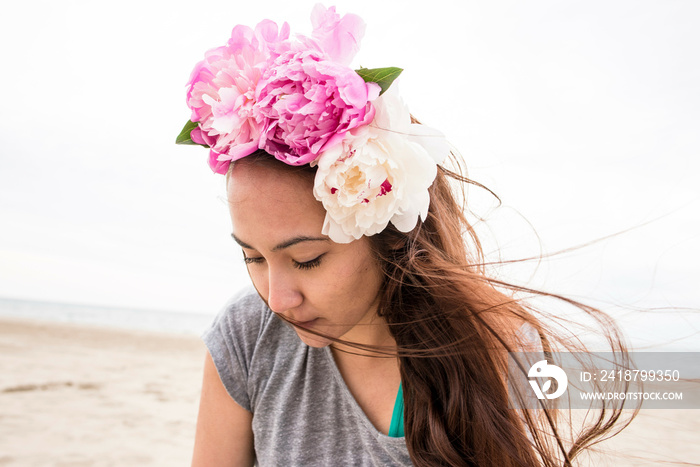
312,86,450,243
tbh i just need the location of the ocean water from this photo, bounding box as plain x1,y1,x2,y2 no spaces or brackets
0,297,216,336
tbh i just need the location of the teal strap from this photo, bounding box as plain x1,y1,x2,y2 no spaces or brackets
388,382,405,437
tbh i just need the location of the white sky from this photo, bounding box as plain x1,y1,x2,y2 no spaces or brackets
1,0,698,346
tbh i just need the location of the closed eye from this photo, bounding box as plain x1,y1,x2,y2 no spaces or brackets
293,254,324,270
242,254,264,265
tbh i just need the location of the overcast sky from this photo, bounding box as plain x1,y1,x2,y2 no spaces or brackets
1,0,698,347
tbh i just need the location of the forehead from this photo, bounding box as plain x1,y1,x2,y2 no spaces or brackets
227,160,326,246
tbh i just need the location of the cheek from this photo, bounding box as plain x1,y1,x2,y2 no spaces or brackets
246,266,269,298
335,253,383,301
359,262,383,298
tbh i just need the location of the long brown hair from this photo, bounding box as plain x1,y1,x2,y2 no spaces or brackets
230,150,635,466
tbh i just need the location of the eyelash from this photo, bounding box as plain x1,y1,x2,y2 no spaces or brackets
293,255,324,270
242,254,324,270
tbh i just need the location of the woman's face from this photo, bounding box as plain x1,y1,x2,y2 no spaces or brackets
227,160,386,348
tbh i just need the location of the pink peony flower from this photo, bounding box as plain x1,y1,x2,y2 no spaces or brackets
257,47,380,165
186,20,289,173
310,4,366,66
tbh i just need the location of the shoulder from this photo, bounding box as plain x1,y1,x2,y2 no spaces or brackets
206,286,295,358
222,285,270,319
211,286,273,334
201,287,294,411
202,287,273,368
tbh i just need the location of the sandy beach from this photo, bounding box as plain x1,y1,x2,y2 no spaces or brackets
0,318,205,466
1,317,698,466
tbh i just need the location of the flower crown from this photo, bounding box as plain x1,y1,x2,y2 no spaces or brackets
177,4,449,243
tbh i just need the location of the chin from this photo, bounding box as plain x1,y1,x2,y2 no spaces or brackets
296,330,333,348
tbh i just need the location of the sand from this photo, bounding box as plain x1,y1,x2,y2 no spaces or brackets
1,317,698,466
0,318,205,466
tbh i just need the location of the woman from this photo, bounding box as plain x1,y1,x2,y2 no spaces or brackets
180,5,630,466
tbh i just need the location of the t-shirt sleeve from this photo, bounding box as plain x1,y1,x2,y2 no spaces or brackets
202,287,272,412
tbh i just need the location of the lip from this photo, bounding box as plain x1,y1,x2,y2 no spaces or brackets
295,318,318,329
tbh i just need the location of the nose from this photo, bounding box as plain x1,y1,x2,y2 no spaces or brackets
265,267,303,314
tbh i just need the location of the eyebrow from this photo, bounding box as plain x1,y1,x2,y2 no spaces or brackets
231,234,329,252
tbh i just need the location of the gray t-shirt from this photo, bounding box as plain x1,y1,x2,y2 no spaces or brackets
203,287,413,467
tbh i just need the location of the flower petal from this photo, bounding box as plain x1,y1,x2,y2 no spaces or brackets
310,4,365,66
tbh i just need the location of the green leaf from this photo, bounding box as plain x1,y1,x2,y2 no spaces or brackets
355,67,403,95
175,119,207,146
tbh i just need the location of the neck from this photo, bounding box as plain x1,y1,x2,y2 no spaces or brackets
330,316,397,365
